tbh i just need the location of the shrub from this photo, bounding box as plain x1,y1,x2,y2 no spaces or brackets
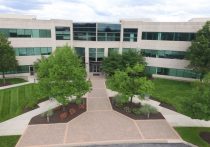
140,104,158,118
132,108,142,115
69,108,76,115
124,106,131,113
75,98,84,105
59,112,68,120
79,104,86,109
113,94,128,108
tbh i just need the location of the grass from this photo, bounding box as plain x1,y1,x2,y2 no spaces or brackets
0,135,20,147
175,127,210,147
0,83,45,122
0,78,27,85
151,78,193,113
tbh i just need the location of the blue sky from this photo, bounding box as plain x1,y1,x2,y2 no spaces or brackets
0,0,210,22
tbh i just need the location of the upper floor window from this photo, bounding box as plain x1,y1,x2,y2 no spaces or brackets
97,23,121,41
123,28,138,42
55,27,70,40
73,23,96,41
0,28,51,38
142,32,195,41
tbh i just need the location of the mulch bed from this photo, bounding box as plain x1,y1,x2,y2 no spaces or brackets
29,99,86,125
0,82,12,87
109,97,164,120
149,96,177,112
200,132,210,144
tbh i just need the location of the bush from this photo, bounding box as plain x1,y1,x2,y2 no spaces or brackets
113,94,128,108
132,108,142,115
124,106,131,113
75,98,84,105
140,104,158,118
69,108,76,115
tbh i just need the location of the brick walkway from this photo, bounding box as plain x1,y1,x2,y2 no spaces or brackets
16,76,182,147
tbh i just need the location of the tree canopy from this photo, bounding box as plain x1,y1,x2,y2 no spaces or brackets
101,50,146,76
107,64,154,103
36,45,91,106
185,73,210,120
186,21,210,77
0,33,18,85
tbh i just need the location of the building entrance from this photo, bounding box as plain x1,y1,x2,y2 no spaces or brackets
89,48,104,73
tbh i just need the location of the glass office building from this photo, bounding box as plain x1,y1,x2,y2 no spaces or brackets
0,15,208,80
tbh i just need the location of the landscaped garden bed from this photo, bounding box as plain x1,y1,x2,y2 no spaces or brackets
109,97,164,120
29,98,86,124
175,127,210,147
200,132,210,144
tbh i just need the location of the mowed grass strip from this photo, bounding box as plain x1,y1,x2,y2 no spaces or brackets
0,84,44,122
175,127,210,147
0,135,20,147
151,78,193,113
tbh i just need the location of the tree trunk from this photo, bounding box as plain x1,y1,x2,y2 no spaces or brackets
47,116,50,123
2,71,6,86
147,113,150,119
62,105,66,112
130,96,133,103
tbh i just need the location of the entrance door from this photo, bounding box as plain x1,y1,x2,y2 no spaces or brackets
29,66,34,76
89,62,101,73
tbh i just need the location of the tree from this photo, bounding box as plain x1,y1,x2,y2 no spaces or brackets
186,21,210,78
107,64,154,103
101,49,146,76
101,52,123,76
36,45,91,110
140,104,158,119
0,33,18,85
185,73,210,120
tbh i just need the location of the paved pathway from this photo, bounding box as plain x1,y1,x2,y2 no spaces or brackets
0,82,32,90
107,89,210,127
16,76,182,147
0,100,60,136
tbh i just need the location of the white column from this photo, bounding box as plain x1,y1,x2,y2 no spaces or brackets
104,47,108,57
85,47,89,77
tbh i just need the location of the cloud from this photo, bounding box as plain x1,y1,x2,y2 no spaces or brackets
0,0,210,22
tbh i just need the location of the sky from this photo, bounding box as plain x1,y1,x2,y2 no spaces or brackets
0,0,210,22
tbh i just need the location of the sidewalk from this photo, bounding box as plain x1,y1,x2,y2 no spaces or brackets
0,100,59,136
0,82,32,90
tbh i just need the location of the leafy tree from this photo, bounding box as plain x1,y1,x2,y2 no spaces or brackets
186,21,210,78
107,64,154,103
101,52,123,76
0,33,18,85
185,73,210,120
36,45,91,110
101,50,146,76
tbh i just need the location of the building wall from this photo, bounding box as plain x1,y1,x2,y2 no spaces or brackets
0,16,208,80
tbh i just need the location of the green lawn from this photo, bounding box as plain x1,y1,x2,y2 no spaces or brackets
0,83,45,122
0,78,27,85
175,127,210,147
151,78,193,113
0,135,20,147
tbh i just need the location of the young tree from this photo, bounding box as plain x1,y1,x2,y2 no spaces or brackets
101,52,123,76
186,21,210,78
36,45,91,110
0,33,18,85
101,49,146,76
185,73,210,120
107,64,154,103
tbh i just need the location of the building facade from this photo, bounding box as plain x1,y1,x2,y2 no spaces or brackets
0,15,209,81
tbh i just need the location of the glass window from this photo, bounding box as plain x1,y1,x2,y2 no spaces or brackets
24,29,32,37
26,48,34,56
19,48,27,56
55,27,70,40
123,28,138,42
34,47,41,55
40,47,48,55
9,29,17,37
97,48,104,61
89,48,96,61
17,29,25,37
32,29,39,37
